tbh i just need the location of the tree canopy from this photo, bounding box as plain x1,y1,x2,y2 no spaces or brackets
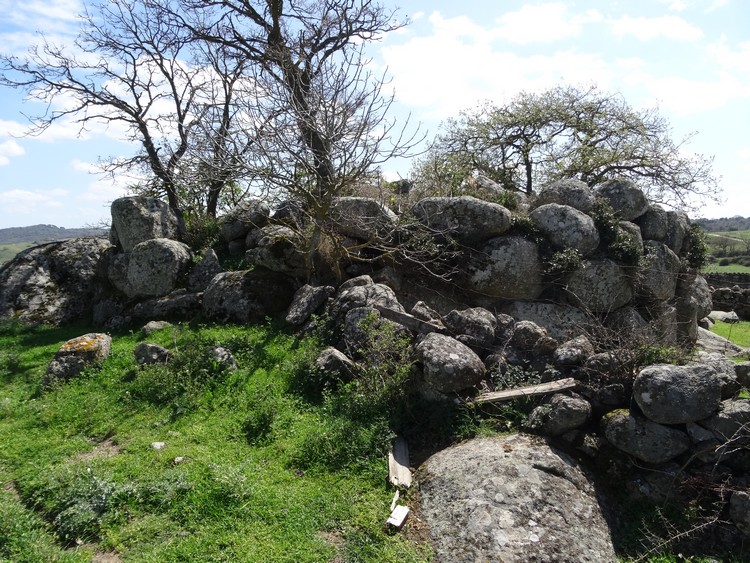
0,0,416,225
414,85,720,211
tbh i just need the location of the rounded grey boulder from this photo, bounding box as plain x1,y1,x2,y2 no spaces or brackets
418,434,617,562
416,332,486,393
126,238,193,297
594,178,649,221
633,364,721,424
530,203,599,256
565,259,633,313
602,410,690,464
638,241,681,301
111,196,180,253
534,178,595,213
411,196,512,245
468,236,543,300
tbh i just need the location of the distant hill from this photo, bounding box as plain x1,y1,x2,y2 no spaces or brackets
694,216,750,232
0,224,108,245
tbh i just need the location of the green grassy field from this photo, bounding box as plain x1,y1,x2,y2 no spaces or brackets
0,320,436,562
710,320,750,348
701,229,750,273
0,243,34,265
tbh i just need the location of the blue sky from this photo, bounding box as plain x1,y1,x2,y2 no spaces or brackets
0,0,748,228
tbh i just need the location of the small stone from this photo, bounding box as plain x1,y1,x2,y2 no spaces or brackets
151,441,166,450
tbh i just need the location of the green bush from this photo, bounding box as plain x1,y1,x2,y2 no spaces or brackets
683,223,708,270
591,199,643,266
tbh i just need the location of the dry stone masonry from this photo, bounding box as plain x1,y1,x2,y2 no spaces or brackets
5,176,750,557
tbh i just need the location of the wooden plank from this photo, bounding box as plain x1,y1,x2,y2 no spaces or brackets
388,436,412,489
373,304,446,335
471,378,577,405
386,505,410,529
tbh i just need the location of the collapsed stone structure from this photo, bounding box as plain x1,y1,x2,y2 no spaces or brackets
3,176,750,557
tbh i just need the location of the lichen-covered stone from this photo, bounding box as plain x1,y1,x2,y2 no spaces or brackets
285,284,335,326
416,332,486,393
468,236,543,300
565,259,633,313
329,197,397,241
530,203,599,256
0,238,111,326
442,307,497,349
219,199,271,242
529,394,592,436
44,333,112,386
594,178,649,221
602,410,690,464
534,178,595,213
418,434,617,562
411,196,512,245
633,364,721,424
126,238,193,298
111,196,180,253
638,241,681,301
202,269,297,323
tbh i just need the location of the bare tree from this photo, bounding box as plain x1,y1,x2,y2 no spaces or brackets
0,0,251,221
183,0,422,279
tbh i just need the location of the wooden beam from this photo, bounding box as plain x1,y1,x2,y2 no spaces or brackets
374,304,446,335
388,436,412,489
471,378,577,405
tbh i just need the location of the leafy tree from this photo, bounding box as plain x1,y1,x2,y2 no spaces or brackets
415,85,719,210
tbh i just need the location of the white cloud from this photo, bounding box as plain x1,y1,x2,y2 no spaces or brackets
0,188,65,214
0,139,25,165
609,15,704,41
381,13,622,119
494,3,603,44
706,0,729,13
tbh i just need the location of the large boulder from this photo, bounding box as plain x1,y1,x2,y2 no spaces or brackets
529,203,599,256
467,236,544,300
110,196,180,253
665,211,689,255
637,241,681,301
285,284,335,326
188,249,223,292
219,199,271,242
635,205,668,241
553,335,595,366
501,301,593,342
534,178,595,213
675,273,713,343
602,410,690,464
441,307,497,350
633,364,722,424
130,292,203,321
565,259,633,313
594,178,649,221
699,399,750,445
410,196,512,245
44,333,112,387
415,332,486,393
529,394,592,436
126,238,193,298
329,197,397,241
202,268,297,323
328,276,404,323
0,238,111,326
244,225,305,275
418,434,617,562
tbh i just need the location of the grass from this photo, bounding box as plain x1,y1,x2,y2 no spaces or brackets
0,319,435,562
0,242,35,265
710,320,750,348
702,261,750,273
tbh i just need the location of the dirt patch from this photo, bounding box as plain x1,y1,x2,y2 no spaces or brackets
318,530,344,563
91,551,123,563
1,479,21,501
72,437,122,462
